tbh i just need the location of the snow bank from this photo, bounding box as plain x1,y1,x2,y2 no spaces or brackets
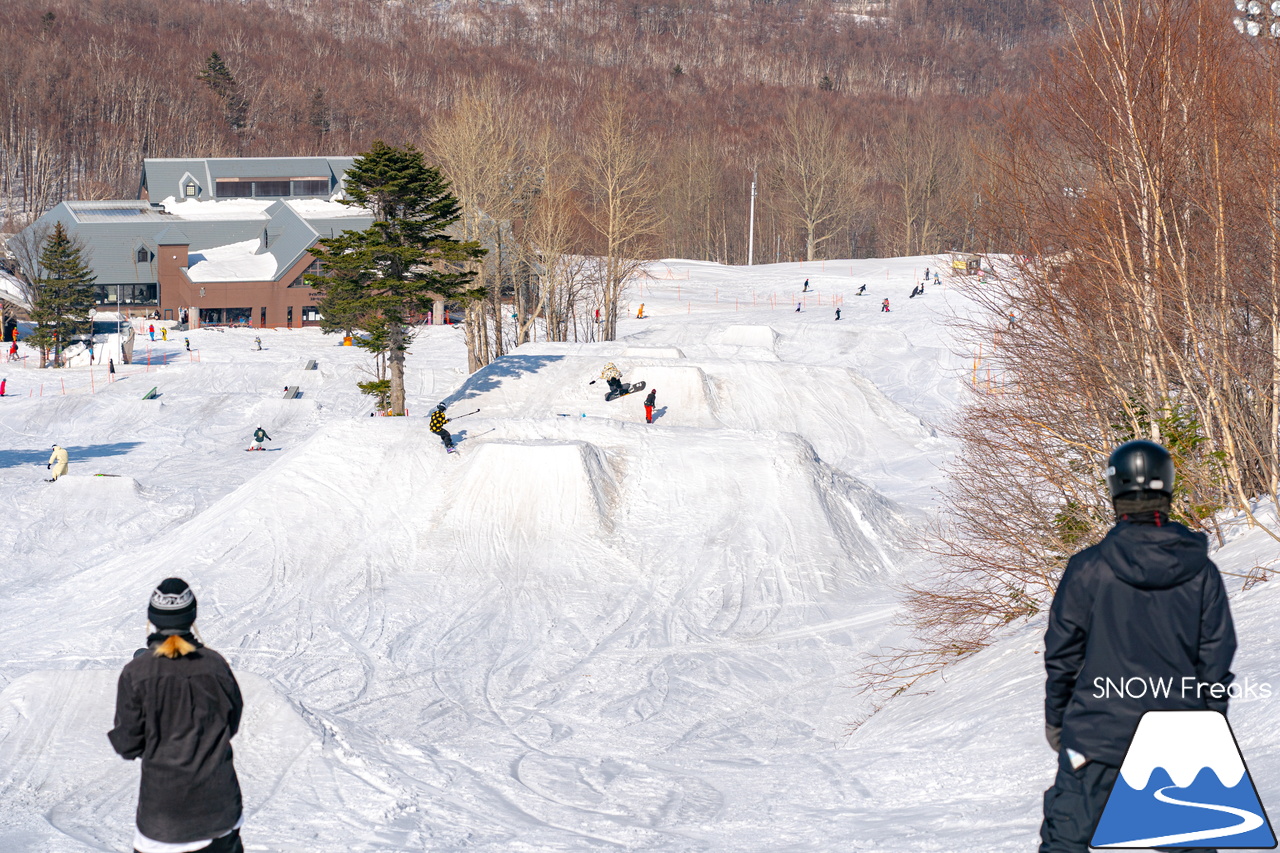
445,440,616,535
719,324,778,348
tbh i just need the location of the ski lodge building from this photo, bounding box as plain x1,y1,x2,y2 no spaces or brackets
18,157,373,328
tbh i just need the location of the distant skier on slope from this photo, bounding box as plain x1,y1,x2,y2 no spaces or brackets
644,388,657,424
1040,440,1234,853
47,444,68,481
881,298,890,312
803,279,810,292
248,427,271,451
857,284,866,296
429,403,455,453
109,577,246,853
835,307,841,321
254,337,262,351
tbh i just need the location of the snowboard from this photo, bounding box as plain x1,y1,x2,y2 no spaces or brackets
605,380,646,402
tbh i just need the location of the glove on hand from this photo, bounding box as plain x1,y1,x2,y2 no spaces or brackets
589,380,596,385
46,463,50,469
1045,724,1062,753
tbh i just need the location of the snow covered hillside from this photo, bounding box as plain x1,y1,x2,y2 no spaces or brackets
2,256,1277,852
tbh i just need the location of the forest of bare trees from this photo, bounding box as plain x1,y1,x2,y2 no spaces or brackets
869,0,1280,691
0,0,1068,253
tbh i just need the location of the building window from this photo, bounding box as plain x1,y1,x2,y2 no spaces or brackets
255,180,291,197
135,247,150,264
302,306,322,324
215,180,254,198
199,307,253,326
95,284,158,305
292,179,329,196
184,182,198,198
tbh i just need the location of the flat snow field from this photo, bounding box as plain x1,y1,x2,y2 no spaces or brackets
2,257,1278,852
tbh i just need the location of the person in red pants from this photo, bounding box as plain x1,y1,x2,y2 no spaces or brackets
643,388,657,424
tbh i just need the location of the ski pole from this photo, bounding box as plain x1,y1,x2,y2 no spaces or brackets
449,408,481,420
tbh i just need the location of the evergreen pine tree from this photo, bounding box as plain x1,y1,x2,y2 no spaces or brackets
307,141,484,414
29,222,96,367
198,52,249,133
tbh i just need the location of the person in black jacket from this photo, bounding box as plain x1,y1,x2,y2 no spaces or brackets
1039,440,1235,853
109,578,245,853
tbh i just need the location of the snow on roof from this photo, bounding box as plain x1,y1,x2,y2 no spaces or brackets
157,196,370,221
186,239,277,282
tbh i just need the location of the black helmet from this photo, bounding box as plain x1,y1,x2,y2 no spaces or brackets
1105,439,1174,500
435,403,446,413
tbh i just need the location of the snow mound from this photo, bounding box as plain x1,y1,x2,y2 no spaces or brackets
47,474,142,497
446,440,616,534
629,364,719,427
622,346,685,359
719,324,778,348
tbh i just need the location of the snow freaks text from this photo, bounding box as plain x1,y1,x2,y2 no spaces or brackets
1092,676,1272,701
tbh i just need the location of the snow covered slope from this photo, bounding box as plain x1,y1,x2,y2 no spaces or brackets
4,256,1270,851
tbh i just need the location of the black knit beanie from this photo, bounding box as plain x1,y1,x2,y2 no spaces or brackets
148,577,197,630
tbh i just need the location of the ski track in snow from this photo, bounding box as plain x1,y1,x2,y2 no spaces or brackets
1,256,1278,851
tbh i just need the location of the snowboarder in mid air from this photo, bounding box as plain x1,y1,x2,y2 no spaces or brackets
47,444,68,481
429,403,455,452
597,362,624,398
109,577,246,853
248,427,270,451
644,388,657,423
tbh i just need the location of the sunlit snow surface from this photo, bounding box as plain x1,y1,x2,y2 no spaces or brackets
1,256,1278,851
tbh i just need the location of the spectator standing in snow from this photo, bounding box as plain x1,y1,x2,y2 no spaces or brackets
1008,312,1016,329
109,358,116,375
148,324,155,341
835,307,841,321
109,578,245,853
429,403,454,451
1039,440,1234,853
881,298,890,312
643,388,657,423
46,444,68,481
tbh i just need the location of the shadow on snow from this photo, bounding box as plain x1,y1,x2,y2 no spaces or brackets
0,442,143,469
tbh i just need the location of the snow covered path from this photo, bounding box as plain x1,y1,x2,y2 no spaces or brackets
2,256,1277,851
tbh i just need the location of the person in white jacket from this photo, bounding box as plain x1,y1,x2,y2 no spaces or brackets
47,444,68,481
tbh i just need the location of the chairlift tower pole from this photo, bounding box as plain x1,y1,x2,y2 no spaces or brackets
747,169,757,267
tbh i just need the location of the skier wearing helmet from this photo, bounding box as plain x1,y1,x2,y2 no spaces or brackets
429,403,454,452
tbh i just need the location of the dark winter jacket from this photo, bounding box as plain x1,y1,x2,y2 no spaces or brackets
429,410,449,432
108,634,244,843
644,391,656,407
1044,520,1236,767
253,428,269,442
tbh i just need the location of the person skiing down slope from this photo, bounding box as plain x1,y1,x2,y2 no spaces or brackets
109,578,246,853
1039,440,1234,853
248,427,270,451
47,444,69,481
430,403,455,452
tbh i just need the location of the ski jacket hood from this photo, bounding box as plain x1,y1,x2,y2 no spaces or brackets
1097,520,1208,590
